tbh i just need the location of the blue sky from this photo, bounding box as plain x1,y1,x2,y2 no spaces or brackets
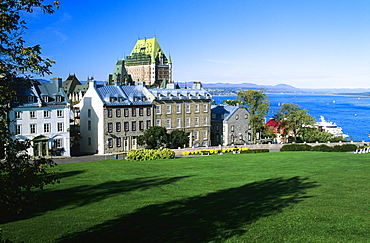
24,0,370,88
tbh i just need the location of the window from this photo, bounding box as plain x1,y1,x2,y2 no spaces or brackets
117,138,121,147
30,111,36,119
166,105,171,114
147,107,151,116
156,105,161,114
116,122,121,132
88,109,91,118
44,110,50,118
186,104,190,113
124,122,129,131
231,125,234,132
195,117,199,126
156,119,161,126
30,124,36,134
42,96,48,103
204,130,208,140
204,104,208,112
15,111,21,119
88,137,91,146
110,97,115,102
146,120,151,129
139,108,143,116
195,104,199,113
132,121,136,131
235,114,239,120
176,104,181,113
124,108,129,117
132,108,136,117
107,109,112,118
53,138,63,148
28,96,35,102
57,110,63,117
88,120,91,131
139,121,144,130
166,119,171,129
16,125,21,135
194,131,199,141
212,113,216,119
56,96,63,102
176,118,181,128
116,109,121,117
57,123,64,132
108,123,113,133
203,116,208,126
108,138,113,148
186,117,190,127
44,123,50,133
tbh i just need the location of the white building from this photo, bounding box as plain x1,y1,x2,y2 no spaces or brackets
9,78,71,157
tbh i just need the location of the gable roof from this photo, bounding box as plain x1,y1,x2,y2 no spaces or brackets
211,105,240,122
95,84,152,106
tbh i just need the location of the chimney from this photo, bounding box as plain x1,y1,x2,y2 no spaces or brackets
192,81,202,89
89,78,96,89
50,77,62,90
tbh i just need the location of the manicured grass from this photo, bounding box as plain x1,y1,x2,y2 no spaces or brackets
1,152,370,242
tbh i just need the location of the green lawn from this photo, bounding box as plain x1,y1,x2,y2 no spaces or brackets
1,152,370,242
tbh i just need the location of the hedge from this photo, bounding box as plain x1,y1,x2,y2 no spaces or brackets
126,148,175,161
281,143,358,152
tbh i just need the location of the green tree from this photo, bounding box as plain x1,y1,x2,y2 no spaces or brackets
224,89,270,143
169,129,189,149
274,103,316,142
1,0,60,216
137,126,169,149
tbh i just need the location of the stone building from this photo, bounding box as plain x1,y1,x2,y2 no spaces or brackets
148,82,212,147
211,104,251,146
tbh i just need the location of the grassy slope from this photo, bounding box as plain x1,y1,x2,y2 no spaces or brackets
1,152,370,242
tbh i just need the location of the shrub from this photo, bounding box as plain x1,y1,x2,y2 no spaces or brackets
332,144,357,152
311,144,333,152
240,149,269,154
281,144,312,151
126,148,175,161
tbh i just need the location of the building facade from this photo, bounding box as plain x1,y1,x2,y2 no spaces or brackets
211,104,251,146
9,79,71,157
148,82,212,147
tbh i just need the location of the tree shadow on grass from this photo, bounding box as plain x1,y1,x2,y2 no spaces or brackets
59,176,319,243
1,175,191,224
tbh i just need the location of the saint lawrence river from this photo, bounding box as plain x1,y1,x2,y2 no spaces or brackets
213,93,370,142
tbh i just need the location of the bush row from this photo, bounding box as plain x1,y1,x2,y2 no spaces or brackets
181,147,269,155
280,144,357,152
126,148,175,161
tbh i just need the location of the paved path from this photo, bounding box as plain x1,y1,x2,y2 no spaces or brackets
52,154,124,164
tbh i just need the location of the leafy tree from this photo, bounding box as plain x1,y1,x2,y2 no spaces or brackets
224,89,269,143
169,129,189,149
274,103,316,142
0,1,60,216
137,126,169,149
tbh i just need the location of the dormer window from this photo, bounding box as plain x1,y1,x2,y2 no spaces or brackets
110,97,115,102
142,97,147,101
134,97,139,102
55,96,63,102
29,96,35,103
42,96,48,103
118,97,123,102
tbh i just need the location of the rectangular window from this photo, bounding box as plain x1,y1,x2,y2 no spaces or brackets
146,120,151,129
147,107,151,116
203,116,208,126
132,121,136,131
231,125,234,132
139,108,143,116
124,122,129,131
16,125,21,135
44,123,50,133
195,117,199,126
176,104,181,113
57,123,63,132
176,118,181,128
88,109,91,118
156,119,161,126
186,104,191,113
124,108,129,117
166,105,171,114
139,121,144,130
15,111,21,119
108,123,113,133
204,130,208,140
88,137,91,146
44,110,50,118
186,117,190,127
57,110,63,117
195,104,199,113
116,109,121,117
166,119,171,129
30,124,36,134
194,131,199,141
116,122,121,132
42,96,48,103
204,104,208,112
28,96,35,102
88,120,91,131
156,105,161,114
56,96,63,102
53,138,63,148
30,111,36,119
107,109,112,118
117,138,121,147
132,108,136,117
108,138,113,148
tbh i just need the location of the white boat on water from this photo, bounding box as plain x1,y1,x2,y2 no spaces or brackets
315,116,349,138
